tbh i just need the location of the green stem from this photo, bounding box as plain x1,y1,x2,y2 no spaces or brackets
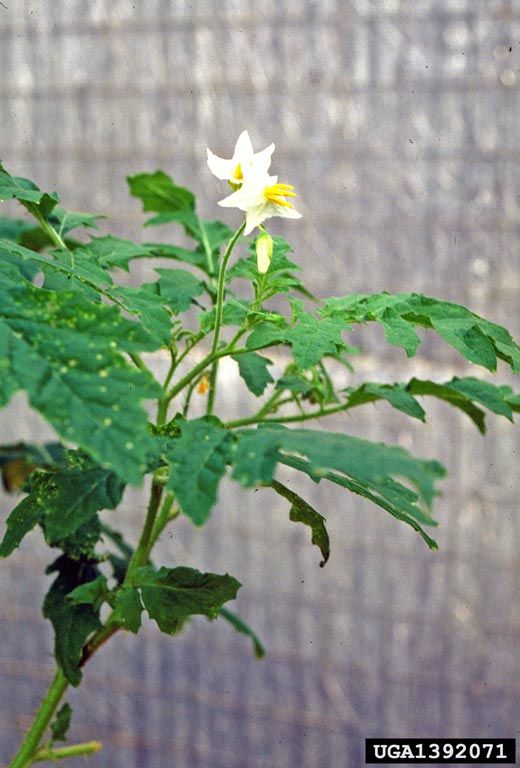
210,222,245,357
125,480,164,585
206,360,218,415
8,669,69,768
226,399,352,429
30,207,68,251
33,742,102,763
149,493,179,549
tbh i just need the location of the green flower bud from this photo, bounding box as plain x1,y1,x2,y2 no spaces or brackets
255,232,274,274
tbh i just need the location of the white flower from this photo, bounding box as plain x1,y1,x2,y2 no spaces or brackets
217,172,302,236
206,130,275,188
255,232,274,274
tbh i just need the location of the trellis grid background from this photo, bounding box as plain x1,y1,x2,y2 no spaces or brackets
0,2,519,767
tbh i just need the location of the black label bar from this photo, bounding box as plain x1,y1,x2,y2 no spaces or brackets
365,738,516,764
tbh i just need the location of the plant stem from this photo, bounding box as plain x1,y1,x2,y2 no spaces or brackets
33,742,102,763
8,669,69,768
125,480,164,584
226,399,353,429
210,221,245,356
30,207,68,251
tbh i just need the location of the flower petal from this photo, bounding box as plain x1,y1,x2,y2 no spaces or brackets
244,205,269,235
234,130,254,165
207,149,235,180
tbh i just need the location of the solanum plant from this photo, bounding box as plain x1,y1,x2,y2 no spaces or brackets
0,131,519,765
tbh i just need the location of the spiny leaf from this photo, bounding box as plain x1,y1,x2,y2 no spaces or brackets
246,310,344,369
219,607,265,659
0,282,160,483
0,163,59,217
43,556,101,686
130,565,241,634
0,462,124,557
165,417,231,525
112,284,173,345
233,352,274,396
271,480,330,567
322,292,520,373
230,426,445,544
128,171,195,213
155,268,205,313
81,235,153,271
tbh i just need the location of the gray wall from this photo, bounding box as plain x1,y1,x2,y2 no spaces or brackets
1,2,519,766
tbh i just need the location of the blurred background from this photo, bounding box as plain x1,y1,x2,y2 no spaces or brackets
1,1,519,766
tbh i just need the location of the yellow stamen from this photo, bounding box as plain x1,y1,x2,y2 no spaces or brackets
229,164,244,190
264,182,297,208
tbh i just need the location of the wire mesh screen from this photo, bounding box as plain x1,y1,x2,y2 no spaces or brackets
1,1,519,766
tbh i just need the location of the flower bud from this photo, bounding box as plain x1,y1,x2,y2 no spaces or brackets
255,232,274,274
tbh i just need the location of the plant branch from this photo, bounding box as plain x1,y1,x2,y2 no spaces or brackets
33,742,102,763
226,399,353,429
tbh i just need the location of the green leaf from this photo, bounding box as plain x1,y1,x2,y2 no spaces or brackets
0,487,43,557
218,606,265,659
43,556,101,686
344,377,518,433
145,243,209,271
130,565,241,634
155,268,205,313
68,574,109,611
446,377,514,420
285,313,345,369
0,163,59,217
165,417,231,525
322,292,520,373
112,586,143,633
111,284,173,345
49,207,103,236
246,312,344,369
128,171,195,213
233,352,274,396
271,480,330,567
346,382,426,422
0,282,160,483
82,235,153,271
0,462,124,557
50,703,73,743
230,426,445,546
199,299,252,334
228,236,311,298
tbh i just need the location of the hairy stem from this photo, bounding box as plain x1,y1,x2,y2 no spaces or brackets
210,221,245,357
8,669,69,768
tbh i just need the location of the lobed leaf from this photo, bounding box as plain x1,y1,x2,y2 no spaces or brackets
0,282,160,483
43,556,102,686
118,565,241,635
165,417,231,525
233,352,274,396
321,292,520,373
271,480,330,567
128,170,195,213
